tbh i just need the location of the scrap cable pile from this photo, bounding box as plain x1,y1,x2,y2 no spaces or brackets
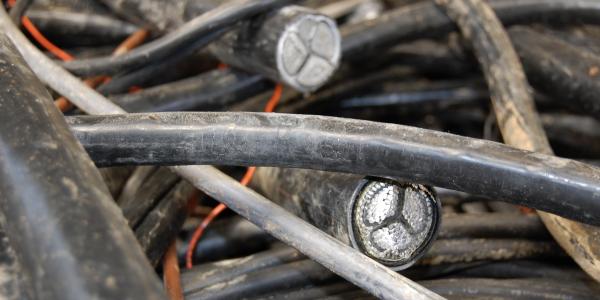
0,0,599,299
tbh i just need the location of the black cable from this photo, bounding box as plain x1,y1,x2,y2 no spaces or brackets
0,32,164,300
66,112,600,225
98,0,185,32
111,68,268,112
420,239,563,265
510,26,600,119
135,180,195,266
25,10,138,41
182,247,303,294
419,278,600,299
437,213,549,239
338,85,486,109
278,277,600,300
116,166,157,204
61,0,292,76
450,260,588,280
184,259,337,300
279,66,417,114
119,166,179,227
341,0,600,59
248,282,355,300
542,114,600,158
95,42,217,95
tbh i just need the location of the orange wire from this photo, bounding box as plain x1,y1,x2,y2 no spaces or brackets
185,84,283,269
263,84,283,113
163,240,184,300
21,18,74,61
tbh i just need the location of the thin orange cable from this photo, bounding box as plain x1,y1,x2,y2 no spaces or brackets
185,84,283,269
22,21,74,61
264,84,283,113
163,240,184,300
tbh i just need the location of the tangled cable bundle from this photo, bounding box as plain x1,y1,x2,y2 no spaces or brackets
0,0,599,299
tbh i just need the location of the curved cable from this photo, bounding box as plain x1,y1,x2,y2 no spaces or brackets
67,112,600,226
185,84,282,269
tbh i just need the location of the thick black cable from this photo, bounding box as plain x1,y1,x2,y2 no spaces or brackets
67,112,600,225
248,282,355,300
451,260,587,280
111,68,268,112
437,213,549,239
0,32,164,300
271,277,600,300
119,167,179,227
184,259,336,300
339,85,486,109
25,10,138,41
182,247,303,294
420,239,562,265
135,180,194,266
98,0,185,32
116,166,157,204
61,0,292,76
419,278,600,299
95,42,219,95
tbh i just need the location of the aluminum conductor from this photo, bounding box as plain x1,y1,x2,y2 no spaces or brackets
351,179,440,269
253,168,440,271
277,8,341,91
210,6,341,93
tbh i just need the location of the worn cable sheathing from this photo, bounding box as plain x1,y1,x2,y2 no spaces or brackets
0,31,165,299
